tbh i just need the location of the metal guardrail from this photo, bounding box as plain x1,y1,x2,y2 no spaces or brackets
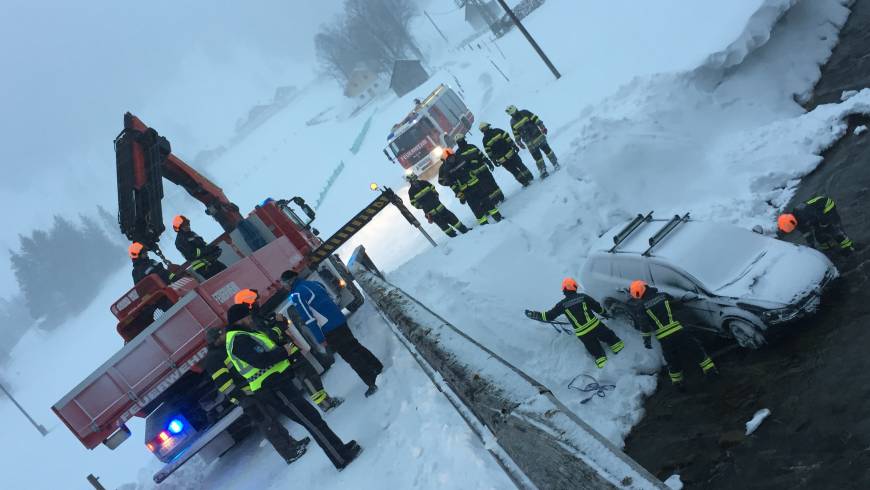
349,257,667,490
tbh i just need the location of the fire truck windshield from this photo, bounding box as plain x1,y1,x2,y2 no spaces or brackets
390,118,438,168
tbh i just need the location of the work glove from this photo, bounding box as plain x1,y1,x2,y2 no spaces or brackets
524,310,543,321
643,337,652,349
426,213,434,224
457,192,466,204
540,125,548,135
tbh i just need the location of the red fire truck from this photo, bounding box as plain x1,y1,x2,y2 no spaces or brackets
52,113,370,483
383,84,474,178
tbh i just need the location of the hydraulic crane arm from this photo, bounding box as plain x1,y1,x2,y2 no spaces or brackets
115,112,242,248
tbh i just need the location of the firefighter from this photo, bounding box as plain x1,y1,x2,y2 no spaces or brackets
225,304,362,471
778,195,855,255
172,215,227,279
524,278,624,368
234,289,344,412
628,280,717,389
480,121,533,187
506,105,559,178
281,271,384,397
456,134,504,204
129,242,174,284
203,327,310,464
439,149,503,226
406,173,469,237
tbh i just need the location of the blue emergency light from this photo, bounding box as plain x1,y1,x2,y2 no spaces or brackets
167,418,185,435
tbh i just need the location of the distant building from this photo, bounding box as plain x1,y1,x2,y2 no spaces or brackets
389,60,430,98
343,68,381,100
464,1,502,31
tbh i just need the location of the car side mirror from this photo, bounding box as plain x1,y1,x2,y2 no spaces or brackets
681,292,700,302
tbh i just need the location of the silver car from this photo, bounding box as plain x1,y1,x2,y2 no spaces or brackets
579,213,838,348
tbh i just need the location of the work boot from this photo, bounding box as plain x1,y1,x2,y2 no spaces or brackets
284,437,310,464
490,211,504,222
456,223,470,234
364,384,379,397
445,229,458,238
336,441,363,471
540,170,550,179
319,396,345,413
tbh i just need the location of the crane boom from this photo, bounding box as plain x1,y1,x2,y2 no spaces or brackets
115,112,242,247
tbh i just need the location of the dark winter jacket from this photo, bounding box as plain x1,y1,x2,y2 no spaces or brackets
510,109,546,145
538,291,606,336
482,127,519,163
286,280,346,343
628,286,683,340
132,257,172,284
794,195,840,235
408,179,442,212
438,153,476,194
175,229,218,263
226,324,289,369
202,342,247,402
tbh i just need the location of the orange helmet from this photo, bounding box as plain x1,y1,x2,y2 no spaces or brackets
777,213,797,234
234,289,259,308
172,215,188,232
561,277,578,292
128,242,145,259
442,148,454,159
630,280,647,299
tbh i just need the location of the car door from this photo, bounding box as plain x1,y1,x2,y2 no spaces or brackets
648,262,721,333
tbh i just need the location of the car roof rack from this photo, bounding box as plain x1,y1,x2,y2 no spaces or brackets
608,211,653,253
642,212,690,256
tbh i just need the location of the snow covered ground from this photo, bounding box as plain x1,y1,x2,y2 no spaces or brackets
3,0,870,488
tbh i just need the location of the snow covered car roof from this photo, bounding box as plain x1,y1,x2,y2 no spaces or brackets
589,217,832,300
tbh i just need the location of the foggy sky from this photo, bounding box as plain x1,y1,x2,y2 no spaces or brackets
0,0,343,296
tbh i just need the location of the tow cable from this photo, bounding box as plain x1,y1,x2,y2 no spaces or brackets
568,374,616,404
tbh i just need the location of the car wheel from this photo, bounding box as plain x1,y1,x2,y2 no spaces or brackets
727,318,766,349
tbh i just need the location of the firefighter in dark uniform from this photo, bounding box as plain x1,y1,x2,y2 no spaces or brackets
172,215,227,279
778,195,855,255
506,105,559,178
203,327,310,464
439,149,503,226
456,134,504,204
234,289,344,412
406,173,469,237
525,278,624,368
225,304,362,471
129,242,175,284
628,280,717,388
480,121,533,187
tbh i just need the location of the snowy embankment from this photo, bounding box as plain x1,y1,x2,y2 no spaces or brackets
387,0,862,448
1,0,866,489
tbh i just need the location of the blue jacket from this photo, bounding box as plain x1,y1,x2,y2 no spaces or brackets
286,280,346,343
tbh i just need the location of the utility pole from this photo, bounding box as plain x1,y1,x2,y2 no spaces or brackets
424,10,449,43
494,0,561,79
0,381,48,436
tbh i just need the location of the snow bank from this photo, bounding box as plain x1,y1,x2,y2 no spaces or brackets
352,265,666,489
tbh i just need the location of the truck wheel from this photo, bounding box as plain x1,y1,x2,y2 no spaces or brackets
727,318,766,349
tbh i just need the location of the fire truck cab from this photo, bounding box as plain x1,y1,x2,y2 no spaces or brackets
384,84,474,178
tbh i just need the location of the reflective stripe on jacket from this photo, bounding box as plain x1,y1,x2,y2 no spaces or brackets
225,330,291,392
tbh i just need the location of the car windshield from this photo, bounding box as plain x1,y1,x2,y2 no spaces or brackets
658,223,768,291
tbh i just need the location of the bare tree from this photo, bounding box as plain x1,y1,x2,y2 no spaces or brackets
314,0,426,84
